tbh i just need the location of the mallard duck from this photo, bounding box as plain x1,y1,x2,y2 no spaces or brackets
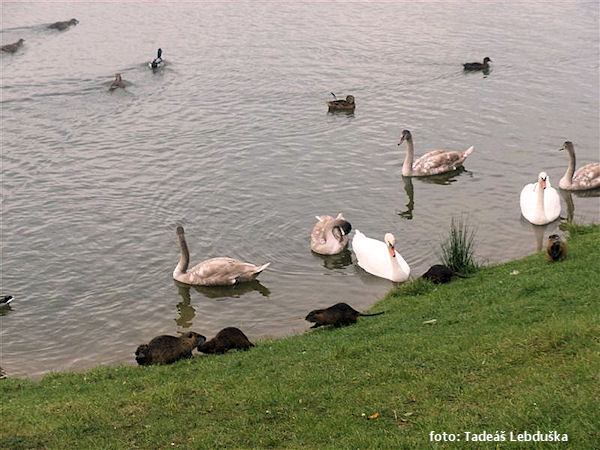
109,73,125,91
173,226,270,286
558,141,600,191
149,48,163,69
352,231,410,282
546,234,567,262
1,39,24,54
463,57,491,71
398,130,474,177
520,172,561,225
48,19,79,31
328,93,355,111
310,213,352,255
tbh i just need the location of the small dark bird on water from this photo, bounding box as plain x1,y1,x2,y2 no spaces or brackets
150,48,163,69
328,93,355,111
0,296,13,307
546,234,567,262
1,39,24,53
305,302,384,328
421,265,467,284
463,57,491,71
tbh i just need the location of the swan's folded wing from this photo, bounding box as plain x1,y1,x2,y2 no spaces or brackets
413,150,465,173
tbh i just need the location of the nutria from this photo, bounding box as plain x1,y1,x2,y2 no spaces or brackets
546,234,567,262
48,19,79,31
1,39,24,54
197,327,254,354
135,331,206,366
421,264,467,284
305,302,384,328
109,73,125,91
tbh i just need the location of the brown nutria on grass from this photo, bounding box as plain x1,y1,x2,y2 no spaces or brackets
546,234,567,262
305,302,384,328
197,327,254,354
421,264,468,284
135,331,206,366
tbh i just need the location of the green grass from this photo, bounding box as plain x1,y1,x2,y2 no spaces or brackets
1,225,599,449
440,217,479,274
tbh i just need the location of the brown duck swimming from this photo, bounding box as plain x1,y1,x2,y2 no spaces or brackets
1,39,24,53
109,73,126,91
463,57,491,71
328,93,355,111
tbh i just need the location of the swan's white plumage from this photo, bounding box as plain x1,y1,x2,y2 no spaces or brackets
352,230,410,282
520,172,561,225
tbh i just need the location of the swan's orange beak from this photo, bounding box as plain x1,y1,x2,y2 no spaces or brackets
388,244,396,258
541,179,547,189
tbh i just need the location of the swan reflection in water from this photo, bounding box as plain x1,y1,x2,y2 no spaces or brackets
174,279,270,301
398,167,469,219
558,188,600,229
311,248,353,270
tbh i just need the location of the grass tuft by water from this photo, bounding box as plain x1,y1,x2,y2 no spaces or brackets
440,216,479,274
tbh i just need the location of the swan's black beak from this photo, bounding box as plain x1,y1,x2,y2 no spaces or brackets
398,136,405,146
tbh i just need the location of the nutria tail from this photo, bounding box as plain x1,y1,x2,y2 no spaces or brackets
135,344,150,365
359,311,385,317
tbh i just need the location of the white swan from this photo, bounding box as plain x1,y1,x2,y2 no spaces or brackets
398,129,474,177
173,226,270,286
558,141,600,191
352,230,410,282
520,172,561,225
310,213,352,255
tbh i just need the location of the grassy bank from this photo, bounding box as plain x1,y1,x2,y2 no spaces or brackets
2,225,599,449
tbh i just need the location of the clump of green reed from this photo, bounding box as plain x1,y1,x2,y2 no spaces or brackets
440,216,479,274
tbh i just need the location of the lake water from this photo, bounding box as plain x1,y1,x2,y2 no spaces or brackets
1,2,598,378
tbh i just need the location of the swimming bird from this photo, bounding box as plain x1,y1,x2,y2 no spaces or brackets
0,296,13,307
109,73,125,91
558,141,600,191
520,171,561,225
311,213,352,255
463,57,491,71
352,231,410,282
48,19,79,31
546,234,567,262
1,39,24,53
328,93,355,111
149,48,163,69
397,129,474,177
173,226,270,286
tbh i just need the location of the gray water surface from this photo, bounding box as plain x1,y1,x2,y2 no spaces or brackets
1,2,599,378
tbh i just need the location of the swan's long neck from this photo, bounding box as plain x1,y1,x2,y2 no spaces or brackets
176,233,190,275
402,139,415,176
561,146,576,186
535,181,546,219
389,248,410,279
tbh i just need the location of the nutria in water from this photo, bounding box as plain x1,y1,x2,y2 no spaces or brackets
135,331,206,366
197,327,254,354
421,264,467,284
305,302,384,328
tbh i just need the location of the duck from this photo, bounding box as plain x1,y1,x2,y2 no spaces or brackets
48,18,79,31
1,39,24,54
463,57,491,71
352,230,410,282
520,171,561,225
149,48,163,69
310,213,352,255
546,234,567,262
173,226,270,286
397,129,474,177
328,93,355,111
0,295,13,307
109,73,125,91
558,141,600,191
